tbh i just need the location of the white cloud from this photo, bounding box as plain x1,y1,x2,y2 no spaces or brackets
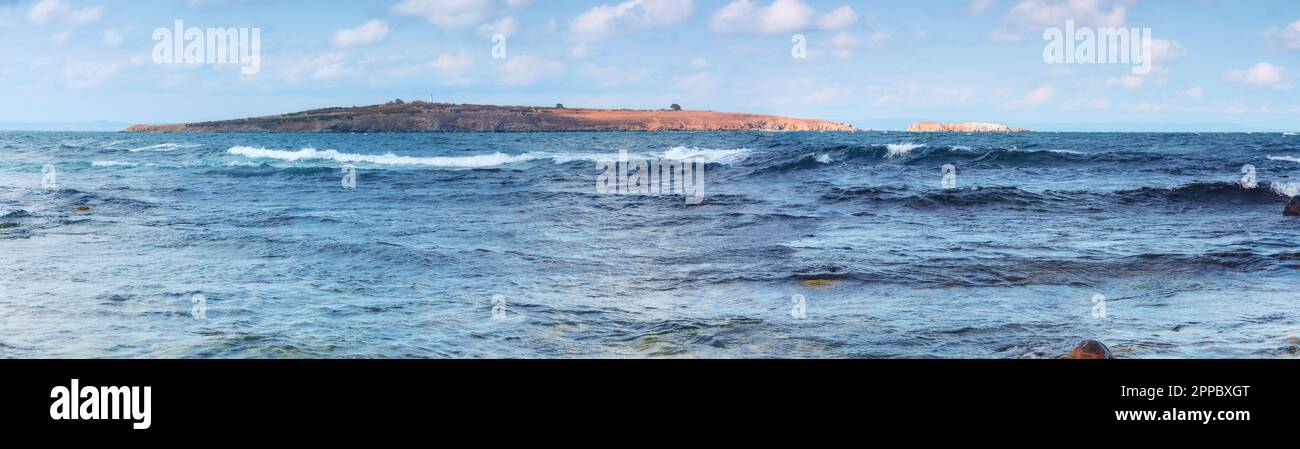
689,57,708,70
830,31,859,59
101,29,123,47
429,50,476,84
1107,75,1144,88
1181,86,1203,99
1022,85,1053,106
570,43,591,58
67,5,101,25
333,20,389,48
570,0,693,41
994,0,1126,41
498,55,564,85
184,0,228,7
816,5,856,30
1264,19,1300,50
63,61,119,88
1005,0,1126,29
970,0,996,16
477,16,517,37
310,53,358,80
1225,62,1291,90
1060,97,1109,110
51,30,73,44
829,30,889,59
386,50,479,84
392,0,528,29
1149,39,1186,65
711,0,813,34
28,0,68,24
28,0,102,26
580,63,656,87
431,50,474,73
673,71,718,92
1132,102,1161,113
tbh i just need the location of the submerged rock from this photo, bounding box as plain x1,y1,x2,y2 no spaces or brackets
800,278,841,288
1285,197,1300,216
1067,340,1114,359
0,222,17,229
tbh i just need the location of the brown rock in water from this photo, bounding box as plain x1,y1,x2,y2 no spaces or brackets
1067,340,1113,359
906,121,1028,133
800,279,841,288
1285,197,1300,216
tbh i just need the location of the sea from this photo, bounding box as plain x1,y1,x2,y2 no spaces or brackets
1,131,1298,358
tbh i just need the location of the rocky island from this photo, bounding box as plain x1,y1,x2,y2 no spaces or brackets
124,102,860,133
906,121,1029,133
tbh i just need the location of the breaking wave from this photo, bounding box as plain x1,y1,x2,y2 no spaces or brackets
228,146,542,168
885,143,927,157
226,145,752,168
129,143,203,152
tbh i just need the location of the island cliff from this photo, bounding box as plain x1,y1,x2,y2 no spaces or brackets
124,102,860,133
906,121,1029,133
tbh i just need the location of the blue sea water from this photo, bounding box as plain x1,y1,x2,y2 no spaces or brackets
1,131,1298,358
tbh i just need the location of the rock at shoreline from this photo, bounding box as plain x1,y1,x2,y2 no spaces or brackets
1067,340,1113,359
124,102,861,133
1285,197,1300,216
907,121,1028,133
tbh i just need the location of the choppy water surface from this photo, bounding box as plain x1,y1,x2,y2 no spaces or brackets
1,131,1298,358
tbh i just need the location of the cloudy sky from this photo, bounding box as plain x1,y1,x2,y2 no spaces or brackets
1,0,1298,131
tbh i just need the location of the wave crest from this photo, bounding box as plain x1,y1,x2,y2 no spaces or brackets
227,145,752,168
228,146,541,168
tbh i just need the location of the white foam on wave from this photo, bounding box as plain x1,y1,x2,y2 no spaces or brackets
1270,181,1300,197
885,143,926,157
1006,146,1086,155
228,145,754,168
1267,155,1300,164
815,154,833,164
129,143,203,152
228,146,543,168
92,160,136,167
659,146,752,164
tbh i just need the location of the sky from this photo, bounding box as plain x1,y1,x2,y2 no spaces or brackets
0,0,1297,131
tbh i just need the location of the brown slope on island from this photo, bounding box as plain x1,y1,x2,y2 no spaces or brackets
124,102,860,133
906,121,1029,133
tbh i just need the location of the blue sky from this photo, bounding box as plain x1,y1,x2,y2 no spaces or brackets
0,0,1298,131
